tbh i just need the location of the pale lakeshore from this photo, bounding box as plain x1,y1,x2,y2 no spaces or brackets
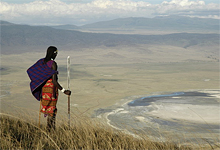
94,89,219,143
110,89,220,124
146,90,220,124
1,3,220,149
1,48,219,145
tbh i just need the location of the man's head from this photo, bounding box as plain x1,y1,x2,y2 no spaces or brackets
45,46,58,60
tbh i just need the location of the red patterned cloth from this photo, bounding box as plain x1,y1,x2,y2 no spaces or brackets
40,78,58,116
27,59,58,101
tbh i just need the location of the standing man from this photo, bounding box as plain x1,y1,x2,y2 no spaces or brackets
27,46,71,131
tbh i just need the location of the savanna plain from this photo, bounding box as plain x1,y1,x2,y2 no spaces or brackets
1,41,219,149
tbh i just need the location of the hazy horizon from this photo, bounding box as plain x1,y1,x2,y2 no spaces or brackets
1,0,219,26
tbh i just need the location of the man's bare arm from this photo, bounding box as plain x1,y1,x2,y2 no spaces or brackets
52,62,71,95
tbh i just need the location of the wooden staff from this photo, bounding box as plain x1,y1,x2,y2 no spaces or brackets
38,100,41,128
67,56,71,128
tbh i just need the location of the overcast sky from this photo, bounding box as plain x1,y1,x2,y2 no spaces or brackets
1,0,219,25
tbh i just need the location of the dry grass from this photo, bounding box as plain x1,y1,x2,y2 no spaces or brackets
0,114,194,150
1,50,219,150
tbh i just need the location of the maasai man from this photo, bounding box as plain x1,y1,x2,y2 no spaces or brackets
27,46,71,131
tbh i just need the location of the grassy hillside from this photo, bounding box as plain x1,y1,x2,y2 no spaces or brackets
0,114,195,150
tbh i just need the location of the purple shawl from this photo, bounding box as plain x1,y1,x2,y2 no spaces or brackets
27,58,58,101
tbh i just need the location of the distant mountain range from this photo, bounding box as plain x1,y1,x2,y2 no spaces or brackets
52,16,219,33
0,16,219,54
51,24,80,30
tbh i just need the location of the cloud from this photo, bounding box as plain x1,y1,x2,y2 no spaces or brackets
156,0,219,16
162,0,205,6
0,0,219,25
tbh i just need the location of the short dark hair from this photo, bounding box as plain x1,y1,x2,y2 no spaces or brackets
45,46,57,61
